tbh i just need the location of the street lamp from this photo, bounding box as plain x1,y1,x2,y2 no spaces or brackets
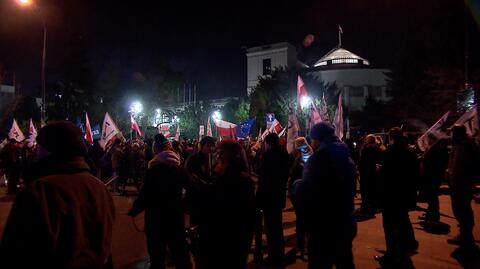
129,101,143,116
16,0,47,124
212,110,222,121
300,96,312,109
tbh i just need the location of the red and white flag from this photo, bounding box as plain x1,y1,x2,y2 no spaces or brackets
297,75,309,110
175,125,181,141
215,119,237,137
85,113,94,146
268,119,283,134
8,119,25,142
131,115,143,137
333,93,344,140
230,125,236,140
159,123,171,138
206,117,213,137
453,104,479,138
417,111,450,152
99,112,122,149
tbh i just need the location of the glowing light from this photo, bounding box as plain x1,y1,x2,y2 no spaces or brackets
300,96,312,109
17,0,33,6
129,101,143,115
212,111,222,121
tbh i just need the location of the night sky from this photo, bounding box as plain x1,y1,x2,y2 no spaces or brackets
0,0,478,99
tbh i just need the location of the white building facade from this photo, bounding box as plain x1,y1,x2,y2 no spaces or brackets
246,43,391,112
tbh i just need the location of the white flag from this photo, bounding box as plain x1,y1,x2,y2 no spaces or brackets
287,106,299,154
453,104,479,138
175,125,180,141
207,117,213,137
333,93,344,140
8,119,25,142
99,112,121,149
417,111,450,152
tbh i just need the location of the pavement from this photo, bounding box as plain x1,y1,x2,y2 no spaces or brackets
1,184,480,269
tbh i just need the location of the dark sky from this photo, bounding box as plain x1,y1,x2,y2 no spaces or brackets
0,0,478,99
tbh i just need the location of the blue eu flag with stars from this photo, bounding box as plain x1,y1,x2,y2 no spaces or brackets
236,118,256,138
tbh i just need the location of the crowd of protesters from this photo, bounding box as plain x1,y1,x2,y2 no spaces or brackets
0,120,479,269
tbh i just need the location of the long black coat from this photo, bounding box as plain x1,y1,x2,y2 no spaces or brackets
257,146,289,209
380,143,420,210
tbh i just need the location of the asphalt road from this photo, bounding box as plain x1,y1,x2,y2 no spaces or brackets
1,185,479,269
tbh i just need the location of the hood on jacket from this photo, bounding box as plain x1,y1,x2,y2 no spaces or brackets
157,150,181,166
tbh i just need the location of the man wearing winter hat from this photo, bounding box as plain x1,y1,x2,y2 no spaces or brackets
1,121,115,269
295,122,358,269
129,133,192,269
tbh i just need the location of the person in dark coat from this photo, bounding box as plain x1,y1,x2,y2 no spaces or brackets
446,125,480,260
420,138,449,222
375,127,419,269
296,122,358,269
358,134,383,216
256,133,289,265
185,136,216,184
128,134,192,269
195,140,255,269
1,121,115,269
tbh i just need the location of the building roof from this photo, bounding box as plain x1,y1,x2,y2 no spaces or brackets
313,47,370,67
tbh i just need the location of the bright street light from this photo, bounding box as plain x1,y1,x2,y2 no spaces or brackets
300,96,312,109
212,110,222,121
129,101,143,115
17,0,33,7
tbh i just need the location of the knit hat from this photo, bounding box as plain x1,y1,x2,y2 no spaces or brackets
310,122,336,142
36,121,87,158
157,150,181,166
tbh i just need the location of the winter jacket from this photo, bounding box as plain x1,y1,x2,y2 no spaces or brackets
257,146,289,209
1,157,115,269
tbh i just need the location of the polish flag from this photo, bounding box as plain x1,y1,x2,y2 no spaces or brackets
131,115,143,137
268,119,283,134
333,93,344,140
297,75,309,110
85,112,94,145
215,119,237,137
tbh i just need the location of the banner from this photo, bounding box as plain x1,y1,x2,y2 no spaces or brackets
99,112,121,149
268,119,283,134
417,111,450,152
8,119,25,142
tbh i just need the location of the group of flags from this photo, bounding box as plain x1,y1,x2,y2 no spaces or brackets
417,104,479,152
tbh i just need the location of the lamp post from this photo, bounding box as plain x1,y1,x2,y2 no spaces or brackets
17,0,47,124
